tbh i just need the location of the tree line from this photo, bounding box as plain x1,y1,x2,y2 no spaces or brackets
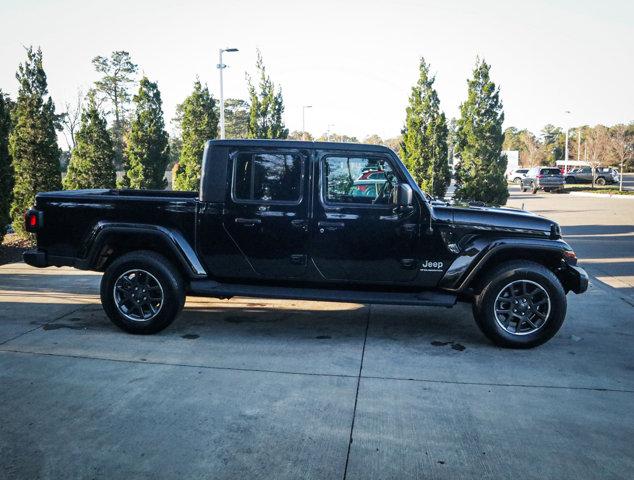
503,123,633,174
10,45,618,242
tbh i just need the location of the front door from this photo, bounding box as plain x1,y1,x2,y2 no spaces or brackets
223,149,309,279
310,151,421,285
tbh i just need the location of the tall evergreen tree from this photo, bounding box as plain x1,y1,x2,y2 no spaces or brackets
0,91,14,243
10,47,62,237
454,58,508,205
92,51,138,168
247,51,288,139
173,80,218,191
121,77,170,189
400,58,450,198
225,98,250,139
63,91,116,190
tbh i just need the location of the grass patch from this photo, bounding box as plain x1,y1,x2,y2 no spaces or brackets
563,185,634,195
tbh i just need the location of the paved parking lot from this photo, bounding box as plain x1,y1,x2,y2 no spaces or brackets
1,187,633,479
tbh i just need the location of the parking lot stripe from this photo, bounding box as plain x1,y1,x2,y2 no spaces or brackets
343,304,371,480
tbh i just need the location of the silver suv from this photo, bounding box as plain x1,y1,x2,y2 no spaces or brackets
565,166,619,185
521,167,565,194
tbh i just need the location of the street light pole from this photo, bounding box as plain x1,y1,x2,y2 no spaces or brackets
564,110,571,173
302,105,312,140
217,48,239,139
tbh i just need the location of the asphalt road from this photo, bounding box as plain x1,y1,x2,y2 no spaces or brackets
1,188,633,479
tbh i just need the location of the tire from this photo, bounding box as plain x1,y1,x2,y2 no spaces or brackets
100,250,185,334
472,260,567,348
595,177,606,186
531,183,538,194
521,185,527,193
513,177,522,184
566,177,575,184
544,188,551,193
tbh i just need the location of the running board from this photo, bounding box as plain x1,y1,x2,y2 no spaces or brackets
188,280,457,307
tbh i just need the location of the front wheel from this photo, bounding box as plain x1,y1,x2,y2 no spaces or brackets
101,250,185,334
472,260,567,348
595,177,606,186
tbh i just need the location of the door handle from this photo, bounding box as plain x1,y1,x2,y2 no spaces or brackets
291,219,308,231
235,217,262,227
317,221,345,233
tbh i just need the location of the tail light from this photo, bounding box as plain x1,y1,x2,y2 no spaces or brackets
24,209,43,232
536,174,544,179
563,250,577,265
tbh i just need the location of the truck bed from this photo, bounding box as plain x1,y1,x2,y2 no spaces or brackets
34,189,199,261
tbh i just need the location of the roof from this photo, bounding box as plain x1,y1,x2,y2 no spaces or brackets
208,139,395,154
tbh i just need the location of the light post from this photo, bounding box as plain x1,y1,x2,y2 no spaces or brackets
217,48,239,139
563,110,571,173
302,105,312,140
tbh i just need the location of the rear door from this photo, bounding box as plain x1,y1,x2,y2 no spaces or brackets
222,148,310,279
539,167,564,187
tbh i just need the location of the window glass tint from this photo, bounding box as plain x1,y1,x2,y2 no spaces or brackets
234,152,302,202
323,156,396,205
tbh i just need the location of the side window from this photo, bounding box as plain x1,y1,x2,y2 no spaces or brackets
323,155,397,205
233,152,302,203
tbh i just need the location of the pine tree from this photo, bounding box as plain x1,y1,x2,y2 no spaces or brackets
247,51,288,139
63,91,116,190
9,47,62,237
400,58,450,198
173,80,218,191
92,51,138,168
454,58,508,205
121,77,170,189
0,91,14,243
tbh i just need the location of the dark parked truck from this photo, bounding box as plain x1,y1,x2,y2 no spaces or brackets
23,140,588,348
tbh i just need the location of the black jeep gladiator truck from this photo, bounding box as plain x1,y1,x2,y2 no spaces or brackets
23,140,588,348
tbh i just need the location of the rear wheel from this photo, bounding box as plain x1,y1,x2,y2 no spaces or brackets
513,177,522,184
566,176,575,184
595,177,606,186
472,260,567,348
101,250,185,334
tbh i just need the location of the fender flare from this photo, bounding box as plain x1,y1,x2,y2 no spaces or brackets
78,221,207,279
439,236,573,292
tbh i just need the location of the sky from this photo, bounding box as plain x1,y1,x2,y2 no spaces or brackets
0,0,632,144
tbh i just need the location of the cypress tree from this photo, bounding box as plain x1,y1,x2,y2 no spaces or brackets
0,91,13,243
454,59,508,205
121,77,170,189
10,47,62,237
247,51,288,139
400,58,450,198
63,91,116,190
173,80,218,191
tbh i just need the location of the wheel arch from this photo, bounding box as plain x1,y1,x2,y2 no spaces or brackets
440,238,572,295
79,222,206,280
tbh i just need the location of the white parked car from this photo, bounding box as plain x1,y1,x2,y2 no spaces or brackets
506,168,529,184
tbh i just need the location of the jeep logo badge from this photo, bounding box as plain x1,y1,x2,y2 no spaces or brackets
420,260,444,272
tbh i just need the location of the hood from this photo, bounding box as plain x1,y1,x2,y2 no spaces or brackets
432,202,560,238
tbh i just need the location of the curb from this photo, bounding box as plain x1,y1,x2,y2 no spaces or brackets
567,191,634,200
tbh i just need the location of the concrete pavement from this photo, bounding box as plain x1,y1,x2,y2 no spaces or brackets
1,189,633,479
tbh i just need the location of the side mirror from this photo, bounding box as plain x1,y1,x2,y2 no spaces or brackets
395,183,413,208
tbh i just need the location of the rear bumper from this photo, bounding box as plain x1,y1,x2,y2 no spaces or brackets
23,249,48,268
23,249,77,269
561,264,589,294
